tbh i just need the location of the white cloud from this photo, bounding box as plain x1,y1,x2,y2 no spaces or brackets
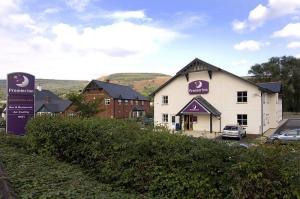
234,40,268,51
65,0,91,12
273,23,300,38
232,0,300,31
296,53,300,58
232,20,247,32
0,8,180,79
43,8,60,15
287,41,300,48
106,10,151,21
0,0,20,15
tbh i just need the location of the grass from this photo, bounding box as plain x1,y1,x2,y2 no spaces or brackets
0,133,139,199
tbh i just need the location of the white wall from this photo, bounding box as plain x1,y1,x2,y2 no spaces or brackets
154,71,266,134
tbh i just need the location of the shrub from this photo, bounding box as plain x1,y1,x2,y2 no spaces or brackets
26,116,300,199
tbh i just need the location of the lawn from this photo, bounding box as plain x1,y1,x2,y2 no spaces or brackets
0,133,139,199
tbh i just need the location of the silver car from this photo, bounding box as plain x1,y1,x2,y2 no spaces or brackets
269,129,300,144
222,124,246,140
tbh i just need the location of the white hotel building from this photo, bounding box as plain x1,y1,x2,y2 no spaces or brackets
151,58,282,135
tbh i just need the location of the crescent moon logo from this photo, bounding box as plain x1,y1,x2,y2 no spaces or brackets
192,105,197,110
195,81,202,89
16,75,29,88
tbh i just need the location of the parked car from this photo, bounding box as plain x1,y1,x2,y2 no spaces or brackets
268,129,300,144
222,124,246,140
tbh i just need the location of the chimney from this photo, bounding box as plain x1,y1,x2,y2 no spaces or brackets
37,85,42,91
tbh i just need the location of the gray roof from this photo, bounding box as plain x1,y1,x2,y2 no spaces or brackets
177,95,221,117
35,90,72,113
257,82,282,93
87,80,149,101
151,58,280,96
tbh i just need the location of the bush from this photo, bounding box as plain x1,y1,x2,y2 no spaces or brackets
26,116,300,199
0,118,5,128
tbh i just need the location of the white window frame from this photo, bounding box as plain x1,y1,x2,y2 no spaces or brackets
237,91,247,103
104,98,111,105
118,99,122,105
162,96,168,105
237,114,247,126
162,113,168,123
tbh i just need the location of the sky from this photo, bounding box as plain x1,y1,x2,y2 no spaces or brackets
0,0,300,80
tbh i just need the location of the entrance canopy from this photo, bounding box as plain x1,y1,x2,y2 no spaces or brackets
177,96,221,116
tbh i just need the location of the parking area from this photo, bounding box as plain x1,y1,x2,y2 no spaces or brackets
274,119,300,134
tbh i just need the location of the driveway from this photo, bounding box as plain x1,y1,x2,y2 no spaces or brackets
274,119,300,134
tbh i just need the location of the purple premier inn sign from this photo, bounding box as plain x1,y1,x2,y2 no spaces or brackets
6,73,35,135
188,80,209,94
181,100,209,114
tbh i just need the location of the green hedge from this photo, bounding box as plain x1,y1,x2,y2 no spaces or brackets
26,116,300,199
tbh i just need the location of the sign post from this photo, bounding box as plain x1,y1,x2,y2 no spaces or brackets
6,73,35,135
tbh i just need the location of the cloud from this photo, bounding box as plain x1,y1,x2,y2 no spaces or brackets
287,41,300,48
232,20,247,32
273,23,300,38
0,0,20,15
65,0,91,12
105,10,152,21
296,54,300,58
233,40,269,51
232,0,300,31
0,4,180,80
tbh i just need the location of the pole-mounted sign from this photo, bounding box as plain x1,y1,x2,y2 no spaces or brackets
6,72,35,135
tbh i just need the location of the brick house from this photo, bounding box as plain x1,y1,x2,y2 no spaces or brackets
67,80,150,119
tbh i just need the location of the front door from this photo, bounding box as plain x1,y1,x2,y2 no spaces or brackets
184,115,193,131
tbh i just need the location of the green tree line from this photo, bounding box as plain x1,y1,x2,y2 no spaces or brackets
248,56,300,112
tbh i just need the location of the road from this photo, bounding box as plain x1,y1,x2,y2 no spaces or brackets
274,119,300,134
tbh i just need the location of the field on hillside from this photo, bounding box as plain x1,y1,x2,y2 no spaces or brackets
0,79,88,100
99,73,171,96
0,73,171,100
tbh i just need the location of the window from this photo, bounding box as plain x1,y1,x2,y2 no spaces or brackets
237,91,247,103
162,96,168,104
286,130,298,136
131,100,134,105
171,116,176,124
162,114,168,123
118,99,122,105
237,114,247,126
125,100,128,105
135,100,139,105
104,98,111,105
141,101,144,105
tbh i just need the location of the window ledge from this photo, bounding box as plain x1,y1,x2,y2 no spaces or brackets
236,102,248,104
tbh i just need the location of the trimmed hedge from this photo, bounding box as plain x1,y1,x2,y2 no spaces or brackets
26,116,300,199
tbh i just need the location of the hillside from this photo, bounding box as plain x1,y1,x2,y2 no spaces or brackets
0,79,88,100
99,73,171,96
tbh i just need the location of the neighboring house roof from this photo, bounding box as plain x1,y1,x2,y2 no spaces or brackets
177,96,221,117
151,58,279,96
85,80,149,101
257,82,282,93
35,89,72,113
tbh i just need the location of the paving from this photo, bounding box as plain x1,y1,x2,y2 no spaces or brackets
273,119,300,135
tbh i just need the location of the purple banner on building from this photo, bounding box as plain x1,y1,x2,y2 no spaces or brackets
188,80,209,94
7,73,35,135
181,100,208,114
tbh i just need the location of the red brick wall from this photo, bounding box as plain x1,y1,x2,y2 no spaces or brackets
83,88,150,119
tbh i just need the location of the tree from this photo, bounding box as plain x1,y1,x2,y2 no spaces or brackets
67,93,103,117
248,56,300,112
